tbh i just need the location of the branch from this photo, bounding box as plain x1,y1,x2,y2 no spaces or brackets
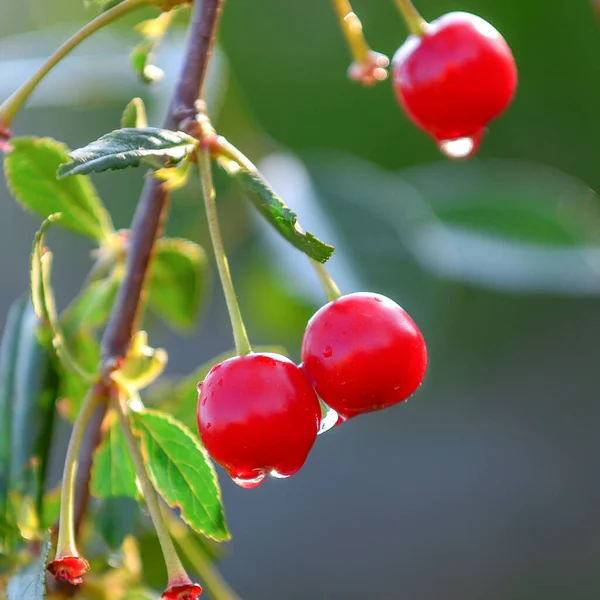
73,0,225,532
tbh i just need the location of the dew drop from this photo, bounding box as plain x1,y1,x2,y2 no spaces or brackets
270,469,290,480
318,402,340,435
231,472,266,489
196,381,203,394
438,130,484,160
323,345,333,358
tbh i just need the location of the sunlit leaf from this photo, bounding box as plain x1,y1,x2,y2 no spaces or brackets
131,11,175,84
130,409,229,541
121,97,148,129
58,128,198,177
4,137,114,241
218,158,334,263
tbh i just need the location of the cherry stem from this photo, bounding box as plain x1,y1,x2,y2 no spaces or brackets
55,385,103,558
114,389,192,587
393,0,428,36
331,0,371,63
0,0,157,126
310,259,342,302
167,513,242,600
198,146,252,356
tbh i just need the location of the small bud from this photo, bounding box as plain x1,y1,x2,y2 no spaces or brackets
46,555,90,585
348,50,390,87
161,582,203,600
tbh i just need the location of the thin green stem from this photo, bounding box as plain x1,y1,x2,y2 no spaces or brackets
167,513,242,600
331,0,371,63
393,0,428,36
198,147,252,356
55,386,102,557
114,390,191,586
0,0,156,125
310,259,342,302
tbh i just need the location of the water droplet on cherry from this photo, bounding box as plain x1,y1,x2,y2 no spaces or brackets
196,381,203,393
438,136,478,159
323,345,333,358
232,472,266,489
318,402,340,435
270,469,290,479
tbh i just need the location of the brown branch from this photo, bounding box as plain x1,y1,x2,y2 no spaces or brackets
73,0,225,533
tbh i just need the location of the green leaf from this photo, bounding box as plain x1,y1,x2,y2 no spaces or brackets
148,238,208,330
61,268,122,335
131,11,175,84
57,331,99,422
121,97,148,129
57,128,198,178
218,158,334,263
0,296,28,515
30,216,95,383
6,536,50,600
91,416,137,499
150,346,286,432
9,303,57,498
96,497,138,550
4,137,114,241
130,409,229,541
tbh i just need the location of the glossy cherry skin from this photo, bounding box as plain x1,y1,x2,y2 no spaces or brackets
392,12,517,147
301,293,427,420
197,353,321,487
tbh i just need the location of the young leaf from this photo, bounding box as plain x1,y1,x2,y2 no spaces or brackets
131,11,175,83
130,409,229,541
4,137,114,241
57,128,198,177
148,238,208,330
91,415,138,499
31,216,95,382
218,158,334,263
121,97,149,129
6,536,50,600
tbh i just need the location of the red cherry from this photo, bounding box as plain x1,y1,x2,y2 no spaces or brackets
197,353,321,488
391,12,517,157
301,293,427,420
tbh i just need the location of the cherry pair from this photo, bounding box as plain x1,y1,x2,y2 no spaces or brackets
197,293,427,488
391,11,517,158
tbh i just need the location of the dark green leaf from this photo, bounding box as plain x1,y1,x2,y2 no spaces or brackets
91,416,137,499
218,159,334,263
150,346,286,431
148,238,208,330
10,303,57,497
0,296,28,515
130,409,229,541
4,137,114,241
6,536,50,600
57,128,198,177
96,497,138,550
121,98,148,129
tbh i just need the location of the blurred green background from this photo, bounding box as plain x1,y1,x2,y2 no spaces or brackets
2,0,600,598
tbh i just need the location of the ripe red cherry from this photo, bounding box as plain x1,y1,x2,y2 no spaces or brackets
197,353,321,488
391,12,517,158
301,293,427,420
